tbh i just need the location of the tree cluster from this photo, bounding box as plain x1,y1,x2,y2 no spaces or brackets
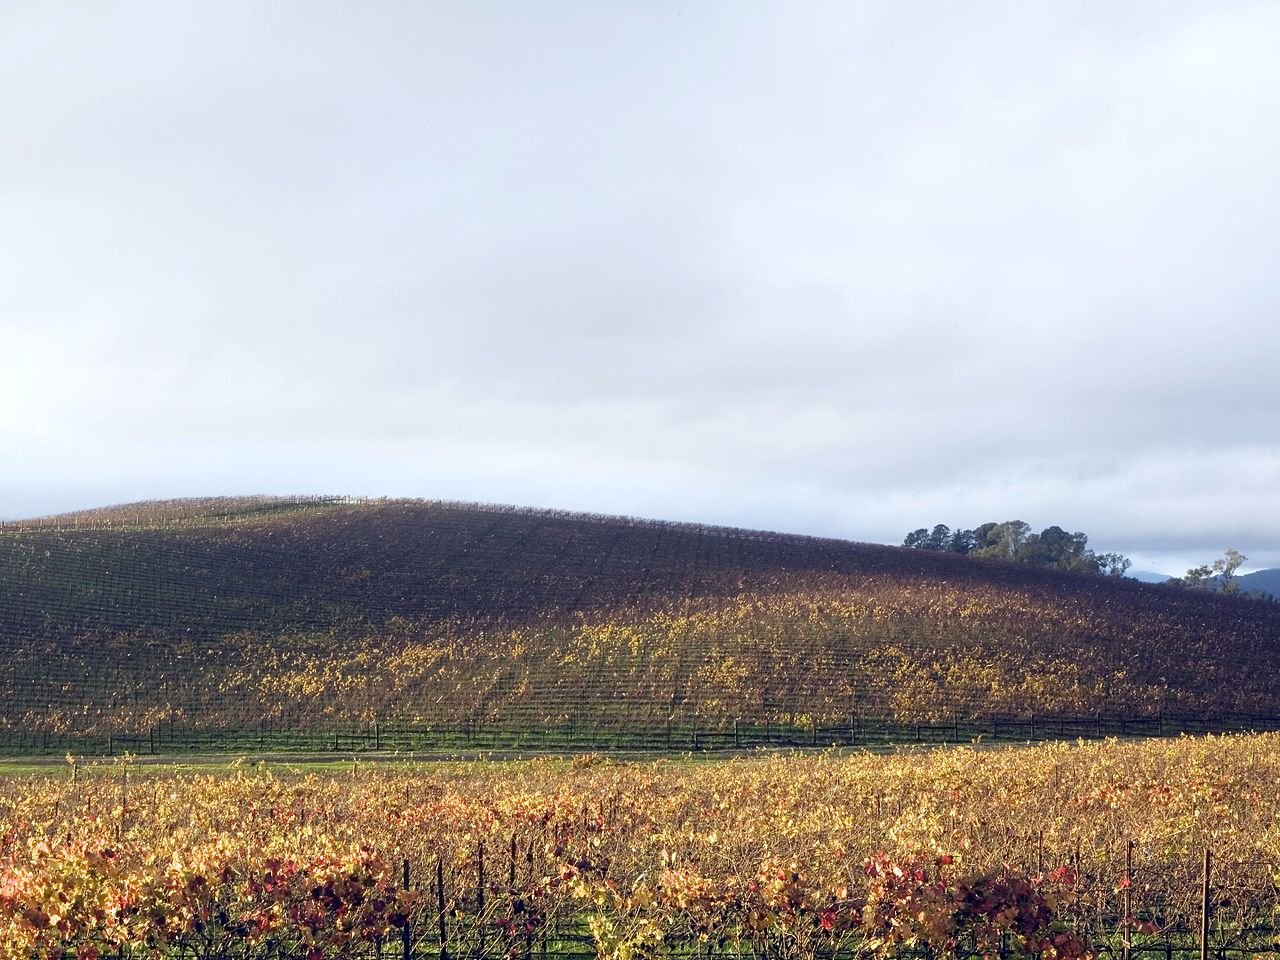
903,521,1132,577
1166,549,1247,594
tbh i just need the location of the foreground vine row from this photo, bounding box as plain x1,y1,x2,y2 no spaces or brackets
2,734,1278,958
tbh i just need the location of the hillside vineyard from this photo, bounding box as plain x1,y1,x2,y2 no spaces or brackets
2,496,1280,747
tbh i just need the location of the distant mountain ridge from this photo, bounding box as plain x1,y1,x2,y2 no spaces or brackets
1127,565,1279,598
1239,568,1280,599
1128,569,1173,584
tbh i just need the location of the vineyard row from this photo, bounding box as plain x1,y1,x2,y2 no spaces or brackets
4,712,1280,757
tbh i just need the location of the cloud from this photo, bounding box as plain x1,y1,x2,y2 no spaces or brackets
3,1,1279,573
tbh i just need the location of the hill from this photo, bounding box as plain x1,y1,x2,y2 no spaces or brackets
1127,569,1172,584
2,496,1280,749
1238,568,1280,599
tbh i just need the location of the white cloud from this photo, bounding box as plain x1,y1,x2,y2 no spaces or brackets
3,1,1279,570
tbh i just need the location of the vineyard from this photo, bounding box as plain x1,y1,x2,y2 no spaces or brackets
3,497,1280,748
2,734,1279,958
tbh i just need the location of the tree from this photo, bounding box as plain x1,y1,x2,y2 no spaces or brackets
973,521,1032,561
926,524,952,551
1218,548,1247,594
1167,549,1247,593
903,528,931,550
1095,552,1132,577
1017,526,1093,572
948,528,978,555
1171,564,1216,590
971,522,1001,552
903,524,961,552
902,520,1131,577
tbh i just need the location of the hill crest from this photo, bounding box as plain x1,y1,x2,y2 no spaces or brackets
2,496,1279,747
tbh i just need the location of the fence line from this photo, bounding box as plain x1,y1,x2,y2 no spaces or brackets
389,839,1277,960
36,839,1270,960
5,711,1280,758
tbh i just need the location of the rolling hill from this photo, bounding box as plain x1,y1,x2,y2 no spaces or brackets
1128,566,1279,598
1127,569,1172,584
2,496,1279,750
1239,568,1280,599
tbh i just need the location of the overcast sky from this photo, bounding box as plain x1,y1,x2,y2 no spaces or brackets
3,2,1279,573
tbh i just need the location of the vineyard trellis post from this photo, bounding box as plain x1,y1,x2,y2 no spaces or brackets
1072,839,1082,936
402,858,412,960
1200,847,1211,960
1123,839,1133,960
477,839,486,959
437,854,448,960
524,838,536,960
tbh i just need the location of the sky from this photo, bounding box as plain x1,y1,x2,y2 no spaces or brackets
3,2,1279,574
